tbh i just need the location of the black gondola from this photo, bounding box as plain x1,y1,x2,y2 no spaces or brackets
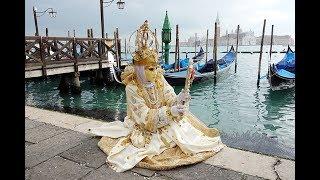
268,45,295,90
164,45,236,86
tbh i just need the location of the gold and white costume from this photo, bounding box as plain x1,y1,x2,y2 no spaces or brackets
90,67,224,172
89,20,224,172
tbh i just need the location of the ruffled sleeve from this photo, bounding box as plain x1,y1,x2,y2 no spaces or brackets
161,76,177,107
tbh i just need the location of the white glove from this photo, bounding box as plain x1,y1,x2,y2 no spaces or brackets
130,129,145,148
170,104,188,117
158,106,169,128
174,89,191,107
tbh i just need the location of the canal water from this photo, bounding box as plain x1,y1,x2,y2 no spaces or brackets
25,45,295,160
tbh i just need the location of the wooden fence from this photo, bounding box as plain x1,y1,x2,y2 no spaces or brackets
25,36,122,77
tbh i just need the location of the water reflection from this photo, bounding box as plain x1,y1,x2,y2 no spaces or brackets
263,88,295,121
60,93,83,110
188,80,221,127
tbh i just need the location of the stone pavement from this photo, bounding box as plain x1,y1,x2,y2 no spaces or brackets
25,106,295,180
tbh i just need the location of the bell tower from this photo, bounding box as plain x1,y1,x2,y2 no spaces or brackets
215,12,220,38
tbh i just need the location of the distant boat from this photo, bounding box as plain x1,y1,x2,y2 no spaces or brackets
268,45,295,90
160,57,189,72
191,46,205,62
160,47,205,72
164,45,236,86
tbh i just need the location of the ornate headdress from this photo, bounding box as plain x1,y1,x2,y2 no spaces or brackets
128,20,159,66
121,20,164,86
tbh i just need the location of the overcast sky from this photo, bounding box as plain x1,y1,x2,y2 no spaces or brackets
25,0,295,42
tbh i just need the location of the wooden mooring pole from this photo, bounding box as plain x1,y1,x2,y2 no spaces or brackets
268,25,274,76
205,29,208,63
194,33,197,57
235,25,240,73
115,28,120,68
124,38,127,59
116,28,121,61
213,22,218,85
226,33,229,51
177,29,180,72
46,28,50,54
257,19,266,86
114,31,120,69
174,24,179,71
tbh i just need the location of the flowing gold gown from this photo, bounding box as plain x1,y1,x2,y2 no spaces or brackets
89,66,224,172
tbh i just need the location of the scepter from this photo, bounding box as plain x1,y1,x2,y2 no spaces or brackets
173,57,195,118
180,58,195,106
184,57,195,91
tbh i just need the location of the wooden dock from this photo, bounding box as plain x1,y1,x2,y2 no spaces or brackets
25,36,129,78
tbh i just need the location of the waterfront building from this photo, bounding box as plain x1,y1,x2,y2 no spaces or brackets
256,35,295,46
179,13,294,47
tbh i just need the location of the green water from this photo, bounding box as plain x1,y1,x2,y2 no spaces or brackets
25,45,295,159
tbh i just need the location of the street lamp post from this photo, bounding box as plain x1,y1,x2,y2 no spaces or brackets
100,0,125,38
33,6,57,36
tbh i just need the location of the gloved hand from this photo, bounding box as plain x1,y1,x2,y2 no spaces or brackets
174,89,191,107
170,104,189,117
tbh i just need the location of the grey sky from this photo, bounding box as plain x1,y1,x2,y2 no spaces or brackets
25,0,295,42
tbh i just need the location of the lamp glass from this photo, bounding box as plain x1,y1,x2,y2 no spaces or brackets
162,31,170,42
117,1,125,9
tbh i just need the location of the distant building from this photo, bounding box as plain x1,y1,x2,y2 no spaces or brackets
241,30,256,45
256,35,295,46
179,13,294,46
184,34,201,47
216,12,221,39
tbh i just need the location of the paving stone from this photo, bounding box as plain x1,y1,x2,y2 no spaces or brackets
242,174,268,180
25,168,31,180
73,120,105,134
157,162,261,180
82,164,147,180
204,147,277,179
25,118,44,130
27,156,93,180
25,123,67,143
25,106,91,130
25,130,91,168
131,167,156,177
275,158,295,180
25,142,34,147
60,137,107,168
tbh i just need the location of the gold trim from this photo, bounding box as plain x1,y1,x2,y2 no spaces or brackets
144,109,158,133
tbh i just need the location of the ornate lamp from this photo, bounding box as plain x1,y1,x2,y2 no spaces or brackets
33,6,57,36
100,0,126,38
116,0,125,9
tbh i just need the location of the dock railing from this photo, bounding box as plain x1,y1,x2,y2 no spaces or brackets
25,36,121,77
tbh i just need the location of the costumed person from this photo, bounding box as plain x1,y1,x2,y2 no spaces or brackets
89,20,225,172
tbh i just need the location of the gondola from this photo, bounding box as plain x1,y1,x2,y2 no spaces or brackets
191,46,205,62
160,46,205,72
268,45,295,90
164,45,236,86
160,57,189,72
